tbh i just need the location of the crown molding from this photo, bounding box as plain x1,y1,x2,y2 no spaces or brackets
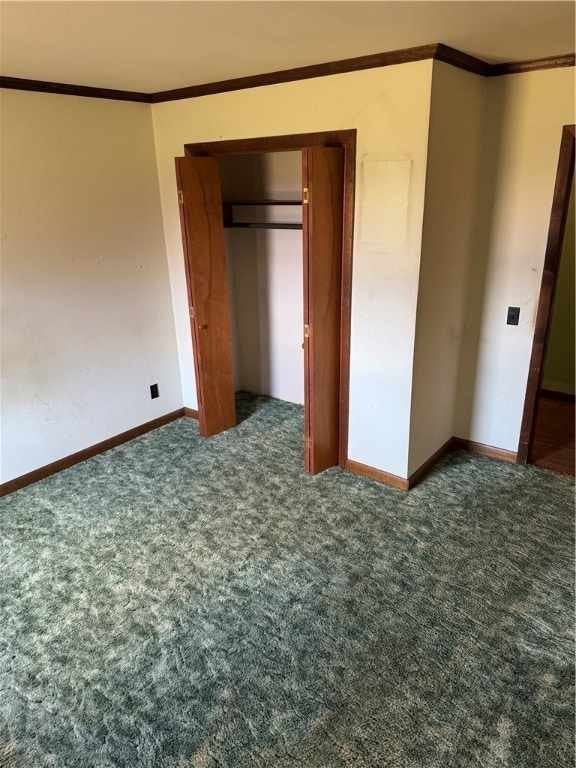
150,43,442,103
1,45,574,104
433,43,490,76
0,75,150,102
150,43,494,102
488,52,575,77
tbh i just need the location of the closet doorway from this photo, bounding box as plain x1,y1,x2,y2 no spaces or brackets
175,130,356,474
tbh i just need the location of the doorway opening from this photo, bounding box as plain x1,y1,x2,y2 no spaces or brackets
518,124,575,473
220,151,305,411
176,130,356,474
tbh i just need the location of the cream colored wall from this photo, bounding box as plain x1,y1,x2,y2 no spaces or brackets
152,62,434,478
408,63,486,475
1,89,182,483
543,175,575,394
455,66,575,451
4,61,570,486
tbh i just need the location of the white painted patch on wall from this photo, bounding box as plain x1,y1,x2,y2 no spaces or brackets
359,157,411,252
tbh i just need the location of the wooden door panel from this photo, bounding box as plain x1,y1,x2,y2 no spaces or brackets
175,156,236,437
303,147,345,473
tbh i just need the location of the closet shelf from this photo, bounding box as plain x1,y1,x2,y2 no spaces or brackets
225,222,303,230
222,199,302,205
223,199,303,230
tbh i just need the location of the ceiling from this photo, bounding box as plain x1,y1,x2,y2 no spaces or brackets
0,1,574,93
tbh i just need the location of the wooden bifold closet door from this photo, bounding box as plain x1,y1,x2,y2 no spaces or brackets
175,155,236,437
303,146,344,474
176,146,345,473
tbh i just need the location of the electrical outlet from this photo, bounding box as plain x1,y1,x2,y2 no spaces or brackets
507,307,520,326
150,383,159,399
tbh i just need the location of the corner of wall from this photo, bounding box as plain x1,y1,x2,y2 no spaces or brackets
408,61,487,476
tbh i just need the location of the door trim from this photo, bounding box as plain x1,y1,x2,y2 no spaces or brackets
184,130,356,468
517,124,575,464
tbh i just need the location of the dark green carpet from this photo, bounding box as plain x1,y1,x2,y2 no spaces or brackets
0,393,574,767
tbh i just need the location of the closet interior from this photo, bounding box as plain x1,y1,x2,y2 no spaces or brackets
220,152,305,407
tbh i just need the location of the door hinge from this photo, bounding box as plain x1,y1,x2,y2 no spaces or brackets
302,187,309,204
305,436,311,448
190,306,196,319
304,324,310,338
178,190,184,205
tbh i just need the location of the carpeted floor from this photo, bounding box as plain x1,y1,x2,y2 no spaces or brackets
0,393,574,767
